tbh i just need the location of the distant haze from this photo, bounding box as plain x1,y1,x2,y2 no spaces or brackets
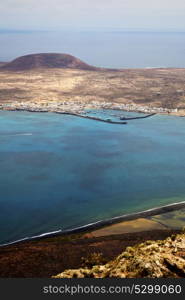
0,31,185,69
0,0,185,31
1,1,185,68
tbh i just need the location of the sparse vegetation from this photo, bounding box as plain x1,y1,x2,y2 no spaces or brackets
54,232,185,278
81,252,108,267
0,58,185,113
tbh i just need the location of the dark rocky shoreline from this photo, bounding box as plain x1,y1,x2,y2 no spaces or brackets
1,201,185,248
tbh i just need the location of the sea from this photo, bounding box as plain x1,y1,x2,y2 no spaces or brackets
0,31,185,68
0,110,185,244
1,31,185,245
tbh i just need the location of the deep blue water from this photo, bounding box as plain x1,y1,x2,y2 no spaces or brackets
0,110,185,244
0,31,185,68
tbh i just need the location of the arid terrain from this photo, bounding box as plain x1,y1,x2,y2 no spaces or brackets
54,230,185,278
0,228,180,278
0,53,185,115
0,211,184,278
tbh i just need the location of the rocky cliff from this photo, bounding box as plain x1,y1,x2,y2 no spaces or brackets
53,231,185,278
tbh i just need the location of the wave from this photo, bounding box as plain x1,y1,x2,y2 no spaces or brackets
0,133,33,137
12,133,33,136
145,66,167,69
1,201,185,248
0,229,62,247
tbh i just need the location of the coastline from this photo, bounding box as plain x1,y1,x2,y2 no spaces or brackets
1,201,185,248
0,100,183,116
0,106,156,124
1,66,185,118
84,218,168,238
0,227,180,278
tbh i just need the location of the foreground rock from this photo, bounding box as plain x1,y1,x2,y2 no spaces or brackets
53,232,185,278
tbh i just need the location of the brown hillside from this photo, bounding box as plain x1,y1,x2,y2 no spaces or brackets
0,53,97,71
54,231,185,278
0,62,6,66
0,229,180,278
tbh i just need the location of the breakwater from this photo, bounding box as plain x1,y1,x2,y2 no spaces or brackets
55,111,127,124
0,108,156,124
0,100,181,116
2,108,128,124
119,113,156,121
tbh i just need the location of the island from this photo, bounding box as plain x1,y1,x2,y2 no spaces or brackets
0,53,185,116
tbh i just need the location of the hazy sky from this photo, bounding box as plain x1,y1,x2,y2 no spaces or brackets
1,0,185,31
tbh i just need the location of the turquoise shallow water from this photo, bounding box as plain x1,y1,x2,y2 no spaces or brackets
0,111,185,244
